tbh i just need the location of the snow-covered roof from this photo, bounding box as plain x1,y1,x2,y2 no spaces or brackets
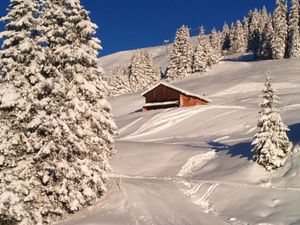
141,82,211,103
143,101,179,107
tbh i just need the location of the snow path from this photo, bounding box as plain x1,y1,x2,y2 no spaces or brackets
108,174,300,193
58,177,229,225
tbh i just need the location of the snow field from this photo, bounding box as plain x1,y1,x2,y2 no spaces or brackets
58,52,300,225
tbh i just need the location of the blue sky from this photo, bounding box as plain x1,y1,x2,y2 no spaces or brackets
0,0,275,56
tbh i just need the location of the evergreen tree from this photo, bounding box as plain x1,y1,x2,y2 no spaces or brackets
129,51,161,91
199,26,214,67
243,16,250,49
287,0,300,58
166,25,193,80
252,72,292,171
230,20,247,53
257,6,270,57
248,8,261,54
0,0,116,224
129,51,145,89
260,6,269,34
222,22,231,53
0,0,41,78
210,27,222,63
193,41,207,73
228,22,236,53
272,0,288,59
192,26,219,73
0,1,43,223
105,65,130,97
258,16,275,59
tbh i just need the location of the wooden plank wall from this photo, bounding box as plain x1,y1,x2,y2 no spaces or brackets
144,85,180,103
180,95,207,107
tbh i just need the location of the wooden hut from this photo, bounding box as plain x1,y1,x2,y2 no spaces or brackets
141,82,211,111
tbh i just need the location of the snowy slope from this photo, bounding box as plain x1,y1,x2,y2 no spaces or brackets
57,51,300,225
99,37,198,73
99,44,171,73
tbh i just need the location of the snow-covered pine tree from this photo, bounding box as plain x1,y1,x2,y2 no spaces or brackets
197,26,214,68
193,41,207,74
221,22,231,53
166,25,193,80
258,15,275,59
129,51,161,92
104,65,130,97
249,7,269,57
0,0,117,224
260,6,269,34
230,20,247,53
217,30,224,56
210,27,222,63
287,0,300,58
128,51,144,91
257,6,270,56
243,16,250,49
272,0,288,59
0,0,41,79
143,52,161,83
248,8,261,54
252,72,292,171
0,1,44,223
228,22,237,54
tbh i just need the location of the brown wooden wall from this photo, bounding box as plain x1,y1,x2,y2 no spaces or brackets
144,84,180,103
142,102,179,112
179,94,208,107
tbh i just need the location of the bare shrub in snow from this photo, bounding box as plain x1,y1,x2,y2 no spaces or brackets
252,72,292,171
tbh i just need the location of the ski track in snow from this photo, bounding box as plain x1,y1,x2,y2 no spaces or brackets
120,105,249,141
108,174,300,193
123,107,204,139
117,117,145,135
108,173,297,225
213,136,231,142
282,103,300,111
244,126,257,134
195,183,218,212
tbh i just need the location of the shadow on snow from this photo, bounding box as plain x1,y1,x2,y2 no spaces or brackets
208,141,253,160
206,122,300,160
288,123,300,145
222,53,255,62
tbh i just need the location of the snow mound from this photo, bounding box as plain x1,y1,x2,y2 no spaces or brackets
177,151,217,177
